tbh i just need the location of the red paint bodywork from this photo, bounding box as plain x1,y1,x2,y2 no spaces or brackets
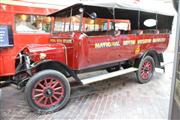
48,32,169,70
0,4,57,77
26,44,66,64
0,4,170,77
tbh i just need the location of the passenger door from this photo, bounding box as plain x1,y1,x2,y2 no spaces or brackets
86,34,112,68
109,33,137,62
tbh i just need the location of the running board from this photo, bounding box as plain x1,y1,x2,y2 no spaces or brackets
81,67,138,85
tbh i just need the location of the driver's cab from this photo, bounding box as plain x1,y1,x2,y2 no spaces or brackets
49,3,131,43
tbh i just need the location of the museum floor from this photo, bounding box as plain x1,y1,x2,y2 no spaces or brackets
0,52,174,120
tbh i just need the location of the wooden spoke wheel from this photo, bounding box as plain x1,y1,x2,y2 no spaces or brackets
25,70,70,114
136,56,155,84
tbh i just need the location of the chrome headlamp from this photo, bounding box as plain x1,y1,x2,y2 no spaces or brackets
40,53,47,60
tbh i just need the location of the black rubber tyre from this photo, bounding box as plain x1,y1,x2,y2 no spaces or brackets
136,56,155,84
25,69,70,114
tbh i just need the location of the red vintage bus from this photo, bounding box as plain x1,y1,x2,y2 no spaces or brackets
0,3,58,79
9,3,173,113
0,1,174,113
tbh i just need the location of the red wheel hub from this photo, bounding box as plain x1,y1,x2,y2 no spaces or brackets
140,60,153,80
32,77,64,108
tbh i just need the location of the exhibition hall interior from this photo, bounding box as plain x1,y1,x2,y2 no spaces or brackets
0,0,179,119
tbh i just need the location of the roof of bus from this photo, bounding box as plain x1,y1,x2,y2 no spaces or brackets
49,3,174,30
49,3,175,17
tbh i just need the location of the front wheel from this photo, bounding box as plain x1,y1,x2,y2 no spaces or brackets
25,70,70,114
136,56,155,84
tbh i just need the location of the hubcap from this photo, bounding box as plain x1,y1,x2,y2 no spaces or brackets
44,88,53,97
32,77,64,108
140,60,153,80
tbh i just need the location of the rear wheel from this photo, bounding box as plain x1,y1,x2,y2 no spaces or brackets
25,70,70,114
136,56,155,84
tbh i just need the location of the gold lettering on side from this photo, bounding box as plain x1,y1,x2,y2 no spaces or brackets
49,39,73,43
123,40,136,46
137,39,151,44
63,39,73,43
50,39,56,42
152,38,166,43
57,39,63,42
95,41,120,48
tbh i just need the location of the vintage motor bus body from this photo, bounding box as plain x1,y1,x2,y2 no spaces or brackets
0,3,57,78
9,3,173,113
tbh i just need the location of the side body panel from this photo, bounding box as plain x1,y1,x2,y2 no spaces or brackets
72,33,169,70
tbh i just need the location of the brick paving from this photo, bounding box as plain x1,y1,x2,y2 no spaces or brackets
0,52,174,119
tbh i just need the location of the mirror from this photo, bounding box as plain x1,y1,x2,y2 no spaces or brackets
79,8,84,13
90,12,97,19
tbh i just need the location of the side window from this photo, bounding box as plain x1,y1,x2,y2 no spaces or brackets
54,18,66,32
109,22,115,30
102,22,108,31
15,14,51,33
70,15,81,31
84,18,108,32
54,17,69,32
84,18,97,32
115,22,130,31
54,15,81,32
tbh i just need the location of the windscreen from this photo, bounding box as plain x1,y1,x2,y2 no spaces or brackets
54,15,81,33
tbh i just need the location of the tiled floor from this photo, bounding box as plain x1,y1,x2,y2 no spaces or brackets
0,52,174,120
